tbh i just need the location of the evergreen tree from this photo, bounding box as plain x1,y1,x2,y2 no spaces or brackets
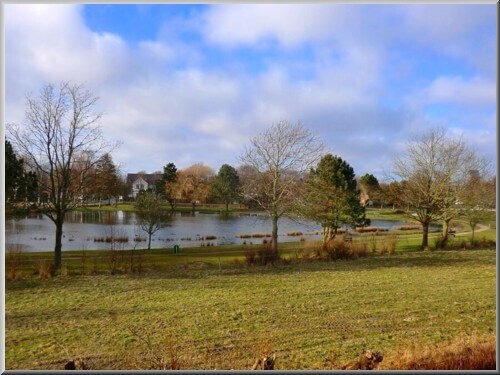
303,154,369,245
5,140,23,203
161,162,178,210
359,173,380,205
90,153,121,207
212,164,240,212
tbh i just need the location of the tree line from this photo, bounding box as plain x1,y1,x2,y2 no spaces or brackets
6,82,496,269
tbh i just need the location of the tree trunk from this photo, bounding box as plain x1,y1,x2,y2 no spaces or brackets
192,201,196,213
225,202,229,212
421,222,429,250
322,227,336,247
54,218,63,270
147,233,152,250
471,225,476,246
442,218,451,246
271,214,278,254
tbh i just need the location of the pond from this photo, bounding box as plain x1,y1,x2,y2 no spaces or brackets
5,210,415,252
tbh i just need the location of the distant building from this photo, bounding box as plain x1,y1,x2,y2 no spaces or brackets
468,170,480,180
126,173,162,198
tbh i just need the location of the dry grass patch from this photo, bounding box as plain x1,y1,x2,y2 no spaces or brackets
379,334,496,370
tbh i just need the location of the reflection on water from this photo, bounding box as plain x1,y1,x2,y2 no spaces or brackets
6,210,413,253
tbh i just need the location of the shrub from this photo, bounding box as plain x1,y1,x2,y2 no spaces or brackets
205,235,217,240
369,236,377,253
297,240,321,260
434,236,496,251
244,249,256,266
323,239,352,261
6,249,23,281
378,234,398,254
256,244,280,266
432,235,447,250
350,242,369,258
286,231,303,236
33,260,54,279
379,241,388,255
386,234,398,254
469,237,496,250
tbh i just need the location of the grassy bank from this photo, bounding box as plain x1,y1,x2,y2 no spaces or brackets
7,226,495,276
5,247,496,370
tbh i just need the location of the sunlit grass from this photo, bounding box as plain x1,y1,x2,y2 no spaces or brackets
6,248,496,370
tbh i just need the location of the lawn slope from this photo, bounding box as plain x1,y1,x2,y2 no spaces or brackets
5,249,496,370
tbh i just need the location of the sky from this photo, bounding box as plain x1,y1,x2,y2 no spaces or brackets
4,4,497,181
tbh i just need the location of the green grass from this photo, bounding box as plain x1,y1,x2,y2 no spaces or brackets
365,208,411,222
6,247,496,370
78,204,137,212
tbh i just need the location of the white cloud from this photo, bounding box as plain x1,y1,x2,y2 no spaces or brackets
202,4,496,76
202,5,335,48
5,4,496,179
406,75,496,110
5,4,130,86
427,76,496,108
399,5,496,75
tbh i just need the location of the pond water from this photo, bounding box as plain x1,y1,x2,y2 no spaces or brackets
5,210,414,252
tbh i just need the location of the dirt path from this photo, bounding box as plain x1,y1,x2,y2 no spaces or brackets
455,223,490,237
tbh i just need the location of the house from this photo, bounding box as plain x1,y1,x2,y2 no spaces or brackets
126,173,162,198
360,193,373,207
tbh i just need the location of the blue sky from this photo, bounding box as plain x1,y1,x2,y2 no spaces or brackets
5,4,497,180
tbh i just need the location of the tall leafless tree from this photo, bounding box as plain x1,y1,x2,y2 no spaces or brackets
240,120,323,254
393,128,486,249
7,82,117,269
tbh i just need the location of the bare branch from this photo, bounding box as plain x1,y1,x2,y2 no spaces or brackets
6,82,119,269
240,120,324,253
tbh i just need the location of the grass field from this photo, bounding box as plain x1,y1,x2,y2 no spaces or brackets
5,244,496,370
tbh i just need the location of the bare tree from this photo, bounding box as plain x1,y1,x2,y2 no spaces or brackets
393,128,485,250
7,82,117,269
135,191,166,250
240,120,323,254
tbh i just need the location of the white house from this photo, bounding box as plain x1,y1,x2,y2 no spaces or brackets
126,173,162,198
